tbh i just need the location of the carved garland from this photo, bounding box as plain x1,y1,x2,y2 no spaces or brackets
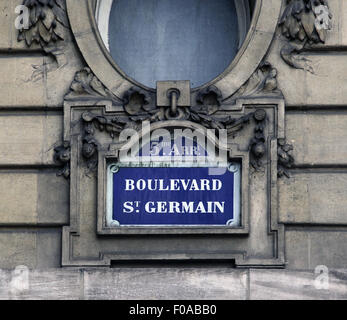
279,0,332,72
63,62,292,177
80,109,267,173
53,141,71,179
18,0,68,47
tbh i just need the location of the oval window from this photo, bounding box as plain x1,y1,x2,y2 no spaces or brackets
96,0,253,88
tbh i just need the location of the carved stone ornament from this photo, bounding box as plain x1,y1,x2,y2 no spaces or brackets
80,108,267,171
249,109,267,171
65,67,122,104
53,141,71,179
230,62,281,101
17,0,75,80
279,0,333,72
68,63,280,130
64,62,292,176
18,0,69,47
277,138,295,178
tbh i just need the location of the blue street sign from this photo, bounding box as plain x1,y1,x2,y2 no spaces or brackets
107,165,241,227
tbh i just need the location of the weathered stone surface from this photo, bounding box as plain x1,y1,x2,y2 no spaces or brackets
286,112,347,165
36,171,69,225
0,54,84,107
0,171,69,225
0,269,81,300
0,173,36,224
279,172,347,224
83,268,248,300
322,0,347,47
0,56,46,106
249,269,347,300
267,40,347,106
0,112,63,165
285,229,347,270
0,229,61,269
45,50,85,107
0,267,346,300
0,268,247,300
0,232,36,269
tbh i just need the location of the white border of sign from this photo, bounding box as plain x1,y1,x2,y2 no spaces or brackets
106,162,241,228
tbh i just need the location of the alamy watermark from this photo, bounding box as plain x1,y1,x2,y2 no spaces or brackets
314,265,330,290
118,121,229,175
15,5,29,30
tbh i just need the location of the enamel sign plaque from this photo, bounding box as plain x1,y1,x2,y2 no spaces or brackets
106,135,241,227
106,164,241,227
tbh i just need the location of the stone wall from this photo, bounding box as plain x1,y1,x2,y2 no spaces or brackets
0,0,346,299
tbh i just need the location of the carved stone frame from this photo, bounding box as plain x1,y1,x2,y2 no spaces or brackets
62,97,286,268
96,125,250,236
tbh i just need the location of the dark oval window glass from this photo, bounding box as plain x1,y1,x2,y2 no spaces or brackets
98,0,252,88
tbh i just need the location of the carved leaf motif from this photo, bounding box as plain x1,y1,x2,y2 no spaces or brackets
316,26,327,42
42,6,55,30
279,0,332,71
52,2,69,27
301,10,316,37
38,20,51,43
18,0,68,47
66,68,123,105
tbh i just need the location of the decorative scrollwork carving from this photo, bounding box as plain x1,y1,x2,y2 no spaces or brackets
18,0,69,47
53,141,70,179
279,0,332,72
196,85,223,107
232,62,281,99
277,138,295,178
122,87,164,123
188,105,253,134
65,67,122,104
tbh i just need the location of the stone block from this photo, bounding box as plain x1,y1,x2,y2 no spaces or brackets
285,229,347,270
279,172,347,224
83,268,248,300
249,269,347,300
0,170,69,225
0,112,63,165
0,228,61,269
286,112,347,165
268,40,347,106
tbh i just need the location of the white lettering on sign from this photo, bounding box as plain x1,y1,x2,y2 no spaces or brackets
124,179,223,191
143,201,225,214
122,178,226,214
